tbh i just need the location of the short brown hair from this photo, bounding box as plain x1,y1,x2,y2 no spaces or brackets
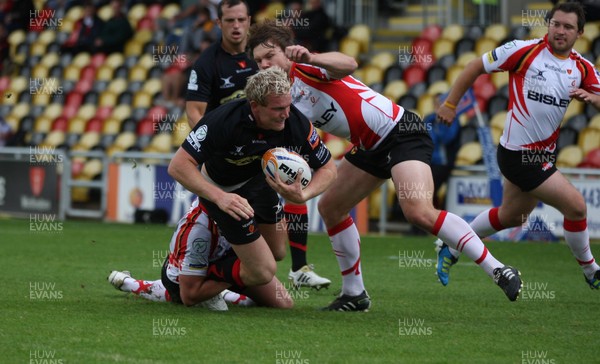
248,20,295,59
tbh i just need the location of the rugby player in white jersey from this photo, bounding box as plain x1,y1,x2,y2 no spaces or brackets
436,2,600,289
248,21,524,310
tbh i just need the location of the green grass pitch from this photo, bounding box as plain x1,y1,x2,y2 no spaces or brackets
2,218,597,363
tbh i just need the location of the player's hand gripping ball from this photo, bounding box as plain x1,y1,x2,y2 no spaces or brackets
262,148,312,189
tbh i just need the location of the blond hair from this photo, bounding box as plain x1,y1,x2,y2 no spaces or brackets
244,66,290,106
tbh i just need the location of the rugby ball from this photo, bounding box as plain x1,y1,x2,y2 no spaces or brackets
262,148,312,189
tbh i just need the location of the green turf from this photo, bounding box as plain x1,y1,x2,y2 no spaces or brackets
1,218,598,363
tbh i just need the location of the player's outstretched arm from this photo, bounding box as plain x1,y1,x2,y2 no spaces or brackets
285,45,357,80
437,58,486,125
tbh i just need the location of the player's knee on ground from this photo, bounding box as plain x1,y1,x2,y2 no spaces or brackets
243,262,277,286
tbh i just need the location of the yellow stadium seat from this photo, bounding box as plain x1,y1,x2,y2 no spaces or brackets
561,101,583,126
7,29,26,47
11,103,31,120
557,145,583,168
129,65,148,82
43,103,63,120
68,117,87,133
369,52,396,71
491,127,502,145
38,29,56,45
40,53,59,68
573,38,590,54
456,51,478,67
133,91,153,108
59,18,75,33
475,37,498,55
529,26,546,39
432,38,454,59
96,65,114,81
348,24,371,53
105,53,125,69
34,116,53,133
484,24,508,42
490,72,508,91
146,133,172,153
2,90,17,105
137,53,155,70
32,93,51,106
114,131,137,150
9,76,28,93
128,3,147,23
65,5,83,20
72,52,91,68
382,80,407,102
143,79,162,95
81,158,103,179
160,3,180,19
6,115,19,131
63,64,81,81
588,114,600,130
134,29,153,44
582,21,600,41
172,121,191,147
417,93,436,116
108,79,128,94
76,132,101,150
445,65,464,84
124,40,144,57
98,4,113,21
32,64,49,79
490,111,507,130
112,104,132,121
77,104,97,120
42,130,66,147
360,65,383,85
578,128,600,155
340,37,361,61
99,91,118,107
441,24,464,42
102,118,122,135
456,142,482,166
30,41,47,57
427,80,449,95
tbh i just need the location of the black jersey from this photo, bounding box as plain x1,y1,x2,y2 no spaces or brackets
185,40,258,113
181,99,331,188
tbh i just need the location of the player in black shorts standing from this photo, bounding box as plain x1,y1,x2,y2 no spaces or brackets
169,67,337,291
185,0,331,289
